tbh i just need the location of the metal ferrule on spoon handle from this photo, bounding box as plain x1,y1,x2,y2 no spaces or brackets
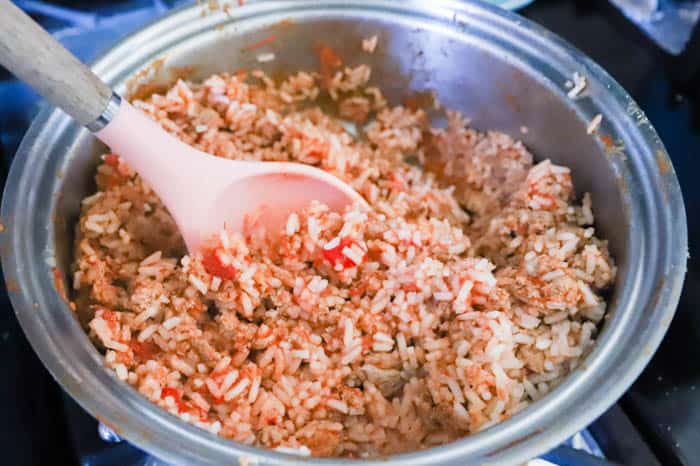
86,93,123,133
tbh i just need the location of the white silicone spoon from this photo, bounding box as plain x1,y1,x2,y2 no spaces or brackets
0,0,367,252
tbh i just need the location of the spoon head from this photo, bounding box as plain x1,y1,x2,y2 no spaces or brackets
181,167,367,253
95,100,366,254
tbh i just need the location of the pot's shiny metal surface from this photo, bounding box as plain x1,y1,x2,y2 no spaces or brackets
0,1,687,465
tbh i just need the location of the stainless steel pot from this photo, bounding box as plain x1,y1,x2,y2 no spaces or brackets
0,1,687,464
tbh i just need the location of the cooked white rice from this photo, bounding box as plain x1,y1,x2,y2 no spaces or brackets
73,51,615,457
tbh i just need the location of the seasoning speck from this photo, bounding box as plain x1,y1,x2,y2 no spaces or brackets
246,34,276,51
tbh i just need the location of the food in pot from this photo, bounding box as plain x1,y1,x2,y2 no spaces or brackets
73,62,615,457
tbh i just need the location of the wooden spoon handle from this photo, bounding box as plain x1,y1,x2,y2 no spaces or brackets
0,0,113,127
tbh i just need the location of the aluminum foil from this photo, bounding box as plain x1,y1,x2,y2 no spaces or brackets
610,0,700,54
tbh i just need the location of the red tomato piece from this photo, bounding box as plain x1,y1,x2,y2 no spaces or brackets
322,237,364,270
202,249,238,280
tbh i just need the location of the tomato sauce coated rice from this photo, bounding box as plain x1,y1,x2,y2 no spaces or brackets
73,61,615,457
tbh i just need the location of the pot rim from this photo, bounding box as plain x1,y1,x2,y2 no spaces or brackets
1,1,687,465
